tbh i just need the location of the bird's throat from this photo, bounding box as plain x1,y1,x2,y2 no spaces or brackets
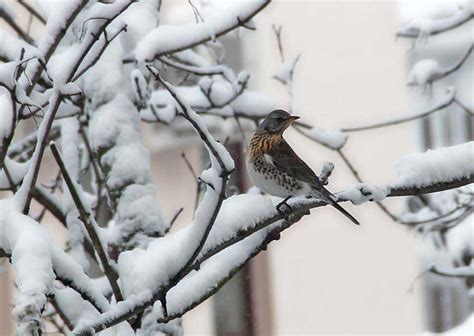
248,133,283,160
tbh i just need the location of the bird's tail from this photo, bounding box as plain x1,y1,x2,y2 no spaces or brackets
311,187,360,225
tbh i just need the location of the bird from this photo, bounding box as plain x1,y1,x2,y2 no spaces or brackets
246,109,359,225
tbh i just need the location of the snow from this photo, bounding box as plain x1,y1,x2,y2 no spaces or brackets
395,142,474,187
337,183,389,205
103,145,151,189
0,61,17,90
444,212,473,265
0,157,29,189
131,69,148,102
409,59,442,86
135,1,268,61
0,199,55,334
0,87,13,139
305,127,348,150
166,227,269,317
37,1,84,57
89,94,167,250
399,4,473,37
118,1,159,56
0,31,33,66
118,193,275,301
199,193,275,256
51,247,110,313
142,81,275,124
274,56,299,84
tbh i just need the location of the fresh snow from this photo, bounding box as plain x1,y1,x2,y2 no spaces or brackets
0,157,29,189
135,1,268,61
337,183,389,205
305,127,348,150
274,56,299,84
399,4,473,37
0,199,55,334
0,87,13,139
118,193,275,298
409,59,442,86
396,142,474,187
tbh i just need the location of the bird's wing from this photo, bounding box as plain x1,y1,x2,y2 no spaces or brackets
267,139,321,186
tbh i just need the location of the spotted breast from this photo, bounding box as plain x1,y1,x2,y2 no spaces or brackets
246,134,304,198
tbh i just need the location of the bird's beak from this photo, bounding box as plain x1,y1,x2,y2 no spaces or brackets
288,116,300,123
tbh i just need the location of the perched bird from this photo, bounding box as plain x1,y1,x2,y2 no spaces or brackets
246,109,359,225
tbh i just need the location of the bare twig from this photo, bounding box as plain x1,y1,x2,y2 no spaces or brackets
72,24,128,82
180,152,203,211
50,297,74,331
188,0,204,23
168,207,184,232
79,127,116,211
272,24,284,62
18,0,46,24
0,6,35,44
400,203,470,225
341,91,456,132
454,97,474,116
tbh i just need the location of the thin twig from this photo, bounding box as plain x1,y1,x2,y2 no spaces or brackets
72,24,128,82
400,203,470,225
50,297,74,331
272,24,284,62
0,6,35,44
79,126,116,211
341,91,455,132
18,0,46,24
167,207,184,232
337,149,398,221
454,97,474,116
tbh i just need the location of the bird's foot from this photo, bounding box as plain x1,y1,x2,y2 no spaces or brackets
276,196,292,219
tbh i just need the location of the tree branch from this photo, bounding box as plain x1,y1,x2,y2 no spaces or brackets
341,90,455,132
388,174,474,197
50,142,123,302
18,0,46,25
397,12,473,38
73,171,474,334
0,6,35,44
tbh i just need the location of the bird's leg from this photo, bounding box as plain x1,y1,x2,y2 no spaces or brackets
276,195,292,218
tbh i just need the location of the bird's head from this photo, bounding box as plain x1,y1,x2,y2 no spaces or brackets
256,109,300,135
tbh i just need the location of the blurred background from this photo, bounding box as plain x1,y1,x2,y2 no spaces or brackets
1,1,472,335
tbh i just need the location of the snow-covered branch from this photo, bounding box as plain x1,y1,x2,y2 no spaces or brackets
135,0,270,61
398,6,473,38
50,142,123,302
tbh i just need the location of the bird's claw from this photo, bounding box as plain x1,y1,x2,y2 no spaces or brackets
276,199,292,219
